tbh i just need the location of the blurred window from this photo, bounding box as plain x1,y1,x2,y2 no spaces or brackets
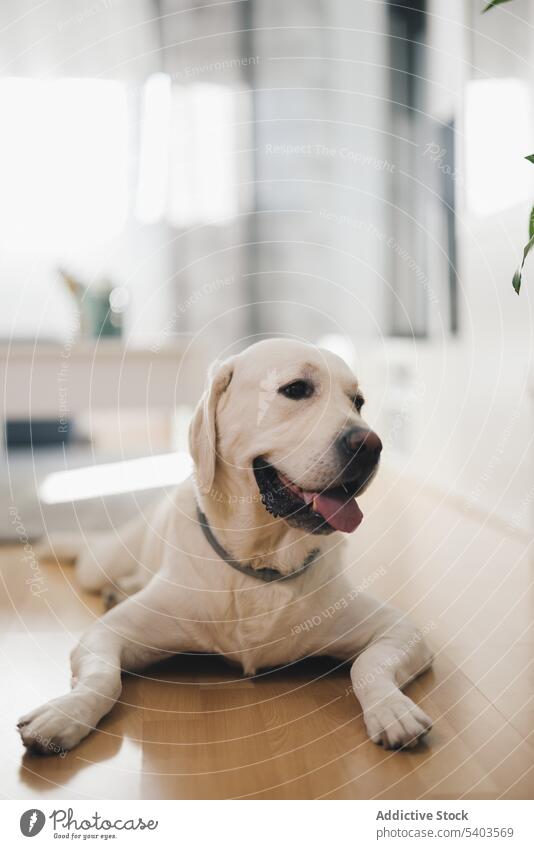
136,76,241,227
0,77,129,254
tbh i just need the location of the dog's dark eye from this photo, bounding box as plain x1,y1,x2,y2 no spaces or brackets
279,379,314,400
353,394,365,413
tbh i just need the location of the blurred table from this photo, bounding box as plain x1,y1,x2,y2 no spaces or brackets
0,340,204,454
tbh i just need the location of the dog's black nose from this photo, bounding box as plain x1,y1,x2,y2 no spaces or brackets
340,427,382,460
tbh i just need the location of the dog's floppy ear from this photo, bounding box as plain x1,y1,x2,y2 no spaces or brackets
189,358,234,495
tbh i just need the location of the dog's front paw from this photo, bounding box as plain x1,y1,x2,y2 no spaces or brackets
17,695,92,755
363,691,432,750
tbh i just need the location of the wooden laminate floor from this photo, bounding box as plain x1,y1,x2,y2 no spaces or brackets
1,468,533,799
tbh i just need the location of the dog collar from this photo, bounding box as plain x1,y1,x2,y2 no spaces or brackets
196,507,320,583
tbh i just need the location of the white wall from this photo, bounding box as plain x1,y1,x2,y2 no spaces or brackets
367,0,534,533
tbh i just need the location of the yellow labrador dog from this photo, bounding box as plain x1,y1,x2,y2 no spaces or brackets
19,339,432,753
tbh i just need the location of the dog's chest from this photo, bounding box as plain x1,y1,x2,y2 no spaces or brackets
209,583,305,675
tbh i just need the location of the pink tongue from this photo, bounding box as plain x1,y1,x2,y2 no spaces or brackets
303,491,364,533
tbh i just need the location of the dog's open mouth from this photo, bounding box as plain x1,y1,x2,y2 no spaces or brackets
253,457,364,534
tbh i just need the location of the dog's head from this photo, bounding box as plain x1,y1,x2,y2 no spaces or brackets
189,338,382,535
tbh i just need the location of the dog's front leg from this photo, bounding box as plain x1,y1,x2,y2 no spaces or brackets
18,581,181,754
349,621,433,750
306,590,433,749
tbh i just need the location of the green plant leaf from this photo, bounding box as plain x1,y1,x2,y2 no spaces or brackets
526,154,534,164
521,232,534,264
529,206,534,240
483,0,514,11
512,231,534,294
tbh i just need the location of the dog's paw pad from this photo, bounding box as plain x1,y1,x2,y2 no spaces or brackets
364,692,432,750
17,697,90,755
